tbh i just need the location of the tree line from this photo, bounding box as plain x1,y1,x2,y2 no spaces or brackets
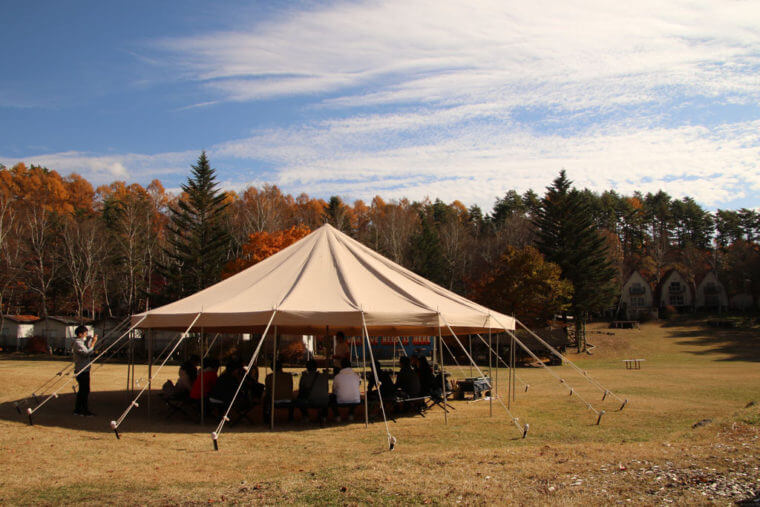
1,154,758,344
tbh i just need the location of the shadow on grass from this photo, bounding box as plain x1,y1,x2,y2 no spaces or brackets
662,319,760,362
0,389,402,435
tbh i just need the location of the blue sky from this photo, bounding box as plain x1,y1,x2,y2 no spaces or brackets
1,0,759,212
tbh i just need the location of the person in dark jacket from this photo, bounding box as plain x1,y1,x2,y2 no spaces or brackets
395,355,420,398
72,325,98,416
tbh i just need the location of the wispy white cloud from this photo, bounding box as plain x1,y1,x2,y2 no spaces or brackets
5,0,760,213
212,118,760,209
156,0,760,113
5,118,758,210
0,151,194,186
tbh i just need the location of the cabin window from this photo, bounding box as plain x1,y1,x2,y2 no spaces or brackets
670,294,684,306
631,296,646,308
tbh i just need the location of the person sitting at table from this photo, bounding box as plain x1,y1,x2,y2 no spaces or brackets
210,359,246,407
162,359,197,399
416,354,435,396
367,359,395,399
190,357,219,401
291,359,329,423
263,360,293,421
331,357,361,421
244,362,265,405
395,355,421,398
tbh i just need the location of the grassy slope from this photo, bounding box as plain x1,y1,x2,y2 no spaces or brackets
0,319,758,505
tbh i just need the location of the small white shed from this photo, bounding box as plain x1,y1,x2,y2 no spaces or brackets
0,315,40,349
35,316,93,352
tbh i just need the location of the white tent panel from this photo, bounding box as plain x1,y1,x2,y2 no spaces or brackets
133,223,514,335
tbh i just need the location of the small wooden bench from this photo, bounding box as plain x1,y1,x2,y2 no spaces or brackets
623,358,645,370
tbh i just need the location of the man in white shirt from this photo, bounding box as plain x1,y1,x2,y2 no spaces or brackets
331,357,361,420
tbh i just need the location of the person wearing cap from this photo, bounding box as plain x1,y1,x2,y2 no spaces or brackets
72,325,98,416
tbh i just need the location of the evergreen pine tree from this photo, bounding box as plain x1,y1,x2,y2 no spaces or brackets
159,152,231,301
535,170,617,351
408,217,447,287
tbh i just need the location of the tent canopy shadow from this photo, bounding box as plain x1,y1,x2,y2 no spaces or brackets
0,389,353,435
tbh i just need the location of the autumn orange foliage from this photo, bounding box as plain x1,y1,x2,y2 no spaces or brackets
222,224,311,278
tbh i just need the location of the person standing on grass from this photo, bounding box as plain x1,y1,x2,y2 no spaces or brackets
72,325,97,416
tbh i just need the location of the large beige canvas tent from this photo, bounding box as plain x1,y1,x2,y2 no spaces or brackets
132,223,515,336
24,224,623,445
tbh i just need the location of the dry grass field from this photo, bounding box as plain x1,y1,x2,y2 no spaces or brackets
1,319,759,505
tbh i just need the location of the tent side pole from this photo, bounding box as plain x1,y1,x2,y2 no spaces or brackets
488,327,492,417
148,328,153,420
363,332,368,428
432,332,437,371
392,339,396,373
439,327,447,425
200,330,205,426
509,334,517,401
512,333,516,403
126,331,132,395
468,335,473,377
495,333,499,399
270,327,277,431
508,333,513,409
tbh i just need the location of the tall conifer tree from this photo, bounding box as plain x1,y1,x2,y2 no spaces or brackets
535,170,617,351
160,152,230,301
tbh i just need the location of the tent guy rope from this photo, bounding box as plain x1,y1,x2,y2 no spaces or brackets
25,315,145,426
489,315,607,425
110,312,201,439
474,333,529,392
361,312,396,451
513,318,627,410
439,315,528,438
18,316,131,411
212,309,278,450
